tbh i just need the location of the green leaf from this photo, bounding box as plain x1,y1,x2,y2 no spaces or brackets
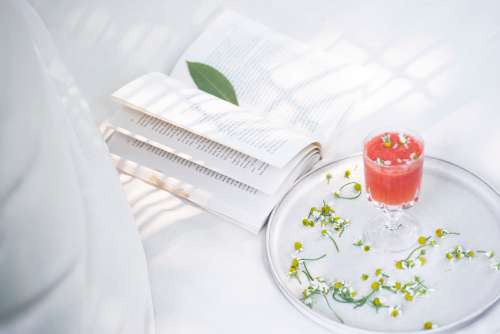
186,61,239,105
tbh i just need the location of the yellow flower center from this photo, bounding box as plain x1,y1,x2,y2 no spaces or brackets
418,235,428,245
423,321,433,330
435,228,444,238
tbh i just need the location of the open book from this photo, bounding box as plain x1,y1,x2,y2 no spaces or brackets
103,10,365,233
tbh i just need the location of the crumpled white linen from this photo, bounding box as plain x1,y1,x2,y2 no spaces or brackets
0,1,155,333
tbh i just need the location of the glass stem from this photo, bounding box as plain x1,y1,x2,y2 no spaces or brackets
383,207,403,231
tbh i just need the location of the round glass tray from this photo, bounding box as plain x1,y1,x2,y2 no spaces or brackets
266,155,500,333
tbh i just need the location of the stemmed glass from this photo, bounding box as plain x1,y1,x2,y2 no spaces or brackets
363,130,425,252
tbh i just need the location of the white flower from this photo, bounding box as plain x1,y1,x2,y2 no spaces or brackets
398,133,408,144
485,250,495,259
303,297,313,306
490,261,500,271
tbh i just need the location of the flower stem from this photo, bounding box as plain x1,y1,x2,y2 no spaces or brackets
335,182,362,200
300,254,327,262
301,263,314,282
322,293,344,323
327,234,340,252
405,245,427,261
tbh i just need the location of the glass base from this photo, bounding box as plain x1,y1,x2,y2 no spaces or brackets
363,212,420,252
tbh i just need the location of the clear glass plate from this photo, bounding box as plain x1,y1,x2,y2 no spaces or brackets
266,155,500,333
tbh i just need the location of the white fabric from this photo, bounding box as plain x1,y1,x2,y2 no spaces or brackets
15,0,500,333
0,1,155,333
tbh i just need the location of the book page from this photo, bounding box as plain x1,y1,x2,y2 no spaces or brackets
171,10,366,144
111,72,316,168
108,107,316,194
106,131,320,233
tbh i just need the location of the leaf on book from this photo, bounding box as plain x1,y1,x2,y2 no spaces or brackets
187,61,239,106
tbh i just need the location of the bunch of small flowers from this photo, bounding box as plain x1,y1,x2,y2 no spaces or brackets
288,241,327,284
303,202,342,228
395,228,459,270
445,246,500,271
331,280,357,300
330,279,379,309
479,250,500,270
445,245,475,261
365,269,430,303
301,275,344,322
302,276,331,307
302,201,350,252
396,276,430,302
329,268,396,312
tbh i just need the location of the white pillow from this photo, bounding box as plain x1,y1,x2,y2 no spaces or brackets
0,1,155,333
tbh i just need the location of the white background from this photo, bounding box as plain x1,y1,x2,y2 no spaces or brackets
29,0,500,332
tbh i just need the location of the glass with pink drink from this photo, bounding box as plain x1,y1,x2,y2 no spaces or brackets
363,130,424,251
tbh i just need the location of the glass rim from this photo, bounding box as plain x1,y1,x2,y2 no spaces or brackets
363,128,425,168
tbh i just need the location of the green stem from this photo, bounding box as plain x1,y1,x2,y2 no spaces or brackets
354,290,377,308
300,254,327,262
405,245,427,261
301,263,314,282
335,182,362,200
332,293,353,304
339,228,345,238
327,234,340,252
381,285,397,294
322,293,344,324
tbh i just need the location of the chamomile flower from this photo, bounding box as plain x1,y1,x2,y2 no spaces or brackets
398,133,408,145
344,169,351,178
423,321,436,330
371,297,388,312
294,241,303,253
289,258,299,275
371,281,381,291
418,235,428,245
389,305,402,318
